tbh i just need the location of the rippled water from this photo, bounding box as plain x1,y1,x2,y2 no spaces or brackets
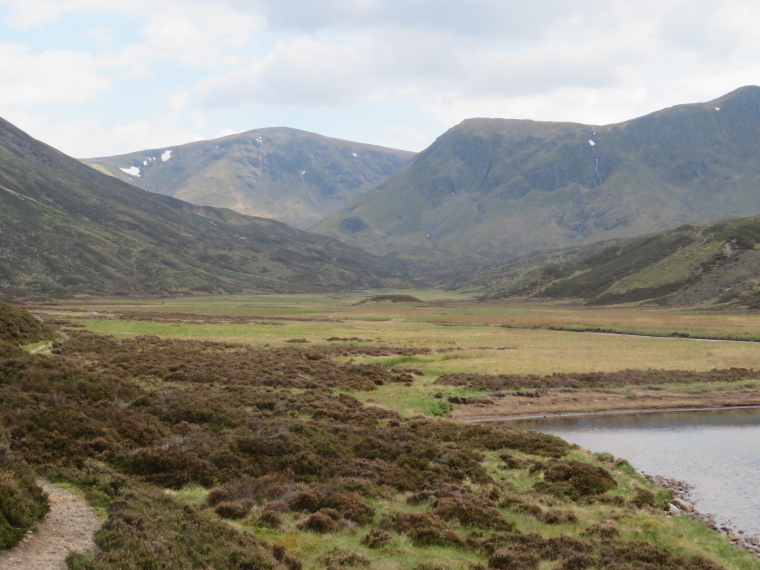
515,408,760,538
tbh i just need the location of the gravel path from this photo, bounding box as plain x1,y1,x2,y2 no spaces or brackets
0,480,101,569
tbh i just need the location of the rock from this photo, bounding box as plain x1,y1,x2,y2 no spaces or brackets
672,498,694,512
667,503,681,515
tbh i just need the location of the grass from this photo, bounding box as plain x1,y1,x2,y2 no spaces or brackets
6,296,760,569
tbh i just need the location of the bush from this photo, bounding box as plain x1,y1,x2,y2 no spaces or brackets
259,508,283,528
298,511,339,533
488,548,538,569
318,547,370,568
214,500,252,519
0,464,49,549
362,528,393,548
539,509,578,525
534,460,616,500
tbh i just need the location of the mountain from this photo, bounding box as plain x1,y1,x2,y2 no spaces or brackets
83,128,414,230
0,117,413,299
452,214,760,307
312,86,760,262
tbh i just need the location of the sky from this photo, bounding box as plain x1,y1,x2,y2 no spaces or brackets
1,0,759,158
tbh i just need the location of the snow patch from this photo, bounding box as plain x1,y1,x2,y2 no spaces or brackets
143,160,148,166
352,152,358,157
120,166,141,177
715,107,721,111
589,140,596,146
161,150,173,162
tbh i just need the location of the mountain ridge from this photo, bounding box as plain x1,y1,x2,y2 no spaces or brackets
84,127,414,230
312,86,760,262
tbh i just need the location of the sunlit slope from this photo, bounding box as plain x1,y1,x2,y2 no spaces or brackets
84,127,414,229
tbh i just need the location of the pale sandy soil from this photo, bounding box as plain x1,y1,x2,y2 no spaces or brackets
0,480,101,569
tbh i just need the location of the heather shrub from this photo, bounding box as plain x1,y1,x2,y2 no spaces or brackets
214,499,252,519
0,459,49,549
298,511,339,533
488,548,539,569
629,488,657,509
318,547,370,568
534,460,616,499
362,528,393,548
539,509,578,525
432,496,513,530
259,508,283,528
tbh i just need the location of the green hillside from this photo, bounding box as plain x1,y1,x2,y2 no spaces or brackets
313,86,760,262
84,128,414,229
456,214,760,307
0,118,413,299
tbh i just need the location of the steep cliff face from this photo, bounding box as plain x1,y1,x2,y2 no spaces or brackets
313,86,760,262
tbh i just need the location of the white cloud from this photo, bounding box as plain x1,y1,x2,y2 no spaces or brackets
194,39,369,108
2,0,760,157
0,43,109,105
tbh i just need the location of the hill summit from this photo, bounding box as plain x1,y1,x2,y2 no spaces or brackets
84,128,414,230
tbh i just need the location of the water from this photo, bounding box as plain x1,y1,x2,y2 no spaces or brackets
515,408,760,538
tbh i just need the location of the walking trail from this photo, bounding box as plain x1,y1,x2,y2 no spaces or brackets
0,480,101,569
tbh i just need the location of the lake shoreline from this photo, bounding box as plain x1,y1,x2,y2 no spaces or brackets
453,386,760,423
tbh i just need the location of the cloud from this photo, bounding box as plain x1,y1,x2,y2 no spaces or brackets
0,43,109,105
194,39,370,108
2,0,760,157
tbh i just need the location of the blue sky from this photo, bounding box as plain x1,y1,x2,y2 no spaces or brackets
1,0,759,158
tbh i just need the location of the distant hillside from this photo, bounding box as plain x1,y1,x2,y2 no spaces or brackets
313,86,760,262
84,128,414,229
456,215,760,307
0,118,414,299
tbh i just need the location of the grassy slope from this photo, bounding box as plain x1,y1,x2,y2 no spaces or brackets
313,86,760,263
460,214,760,307
84,127,415,230
0,118,415,299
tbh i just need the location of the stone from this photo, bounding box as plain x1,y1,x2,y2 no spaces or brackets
672,498,694,512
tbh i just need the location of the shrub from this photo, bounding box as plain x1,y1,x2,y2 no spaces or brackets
0,464,50,549
488,548,539,569
259,509,283,528
361,528,393,548
318,547,370,568
583,519,619,538
392,512,464,548
298,511,339,533
534,460,616,500
214,500,252,519
539,509,578,525
432,496,513,530
629,488,656,509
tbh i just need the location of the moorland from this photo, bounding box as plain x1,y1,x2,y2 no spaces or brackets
3,292,760,569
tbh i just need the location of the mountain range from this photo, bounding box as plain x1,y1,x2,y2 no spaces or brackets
0,118,412,299
313,86,760,262
84,128,414,230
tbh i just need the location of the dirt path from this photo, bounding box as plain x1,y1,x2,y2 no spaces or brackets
0,480,101,569
454,387,760,422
